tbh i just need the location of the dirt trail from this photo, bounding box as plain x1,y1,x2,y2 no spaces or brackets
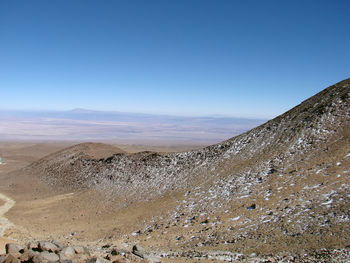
0,193,15,237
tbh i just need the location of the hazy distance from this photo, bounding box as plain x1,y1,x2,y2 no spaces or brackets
0,109,266,145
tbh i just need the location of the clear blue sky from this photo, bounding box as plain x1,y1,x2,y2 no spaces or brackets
0,0,349,118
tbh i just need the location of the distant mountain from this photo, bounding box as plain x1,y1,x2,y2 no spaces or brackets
29,78,350,256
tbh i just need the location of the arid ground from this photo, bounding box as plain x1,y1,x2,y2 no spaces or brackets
0,79,350,262
0,142,204,256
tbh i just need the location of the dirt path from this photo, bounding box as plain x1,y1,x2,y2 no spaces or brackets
0,193,15,237
0,193,16,254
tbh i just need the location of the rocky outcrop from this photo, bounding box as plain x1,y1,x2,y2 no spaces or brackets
0,241,161,263
1,242,90,263
1,241,349,263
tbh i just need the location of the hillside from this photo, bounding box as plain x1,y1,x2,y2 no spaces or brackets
9,78,350,260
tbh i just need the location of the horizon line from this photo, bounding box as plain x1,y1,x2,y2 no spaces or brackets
0,107,272,120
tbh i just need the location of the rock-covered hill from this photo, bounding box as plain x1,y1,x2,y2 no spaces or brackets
29,79,349,199
25,78,350,258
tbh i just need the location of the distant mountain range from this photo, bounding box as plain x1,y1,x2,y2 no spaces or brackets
0,109,266,144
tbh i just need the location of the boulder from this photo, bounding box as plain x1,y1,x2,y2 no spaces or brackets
60,246,76,259
27,241,40,252
39,242,59,253
33,251,59,263
19,249,38,261
5,244,25,257
132,244,146,258
73,246,90,255
3,254,20,263
51,241,64,250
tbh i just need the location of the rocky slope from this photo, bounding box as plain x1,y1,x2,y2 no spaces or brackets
23,78,350,259
0,241,164,263
1,241,350,263
29,79,350,198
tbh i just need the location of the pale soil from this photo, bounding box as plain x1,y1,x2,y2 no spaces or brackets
0,142,75,174
0,193,16,254
0,193,15,235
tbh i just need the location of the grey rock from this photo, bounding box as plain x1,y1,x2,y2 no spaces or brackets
39,242,59,253
5,243,25,256
3,254,20,263
51,240,64,250
132,244,145,258
86,256,110,263
33,251,59,262
19,249,38,261
73,246,89,255
60,246,76,259
27,241,40,251
145,256,161,263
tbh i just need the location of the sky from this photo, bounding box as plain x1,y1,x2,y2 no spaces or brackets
0,0,349,118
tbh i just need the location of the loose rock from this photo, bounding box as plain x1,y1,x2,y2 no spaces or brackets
132,245,145,258
33,251,59,263
39,242,59,253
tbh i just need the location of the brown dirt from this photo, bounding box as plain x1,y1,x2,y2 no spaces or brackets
0,142,75,174
0,142,203,238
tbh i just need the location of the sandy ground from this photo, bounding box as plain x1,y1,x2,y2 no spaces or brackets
0,141,204,256
0,193,15,236
0,142,75,174
0,193,16,254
